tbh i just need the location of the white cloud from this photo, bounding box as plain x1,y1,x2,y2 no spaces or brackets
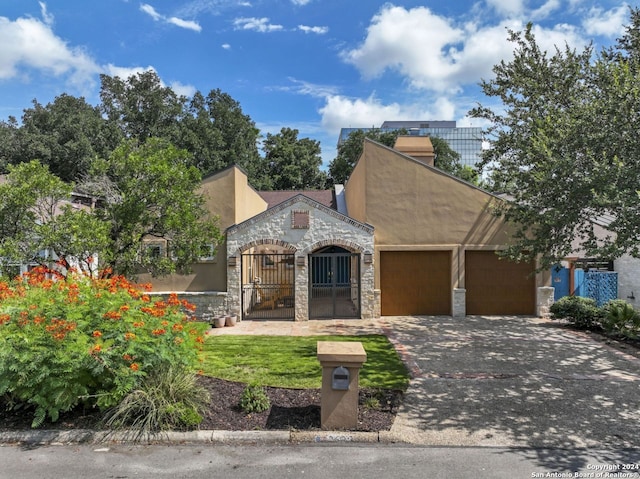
140,3,162,21
170,80,196,97
583,5,628,37
291,0,311,5
485,0,525,18
104,64,156,80
341,6,466,93
222,43,231,50
0,14,99,89
233,17,283,32
318,94,449,135
341,5,589,95
140,3,201,32
283,77,339,98
530,0,562,21
298,25,328,34
167,16,202,32
39,2,54,26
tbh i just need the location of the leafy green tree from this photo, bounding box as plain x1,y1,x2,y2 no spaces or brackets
199,89,262,184
0,161,110,276
81,138,222,278
99,71,184,145
15,94,116,182
469,14,640,269
261,127,327,190
0,117,20,174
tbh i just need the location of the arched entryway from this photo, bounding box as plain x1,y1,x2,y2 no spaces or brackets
241,243,295,320
308,245,360,319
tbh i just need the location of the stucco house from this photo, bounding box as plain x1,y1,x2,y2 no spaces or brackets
144,136,552,320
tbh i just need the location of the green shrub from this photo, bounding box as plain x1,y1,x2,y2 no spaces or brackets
601,299,640,338
0,267,207,427
238,385,270,413
102,366,210,439
550,296,603,329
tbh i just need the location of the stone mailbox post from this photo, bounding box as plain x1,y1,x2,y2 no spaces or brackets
317,341,367,430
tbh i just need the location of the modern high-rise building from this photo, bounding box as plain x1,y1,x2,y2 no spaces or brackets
338,120,483,168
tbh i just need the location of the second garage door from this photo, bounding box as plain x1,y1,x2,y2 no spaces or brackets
465,251,535,315
380,251,451,316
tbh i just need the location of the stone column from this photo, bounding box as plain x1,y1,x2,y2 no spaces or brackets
537,286,555,318
453,288,466,318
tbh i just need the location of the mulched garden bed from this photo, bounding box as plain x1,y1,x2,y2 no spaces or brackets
0,376,404,433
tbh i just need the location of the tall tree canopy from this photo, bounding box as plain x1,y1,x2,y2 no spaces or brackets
4,95,116,183
261,127,327,190
0,71,268,187
470,10,640,269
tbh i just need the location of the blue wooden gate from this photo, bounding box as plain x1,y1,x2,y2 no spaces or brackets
584,271,618,306
551,266,618,306
551,266,570,301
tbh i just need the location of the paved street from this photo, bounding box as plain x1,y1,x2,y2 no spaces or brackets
1,444,639,479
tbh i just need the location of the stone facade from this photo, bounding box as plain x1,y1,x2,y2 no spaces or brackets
536,286,555,318
150,291,228,319
453,288,466,318
226,195,375,321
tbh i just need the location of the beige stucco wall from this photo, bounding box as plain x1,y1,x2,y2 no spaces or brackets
146,166,267,293
345,139,547,291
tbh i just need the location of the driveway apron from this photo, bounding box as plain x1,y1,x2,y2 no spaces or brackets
384,315,640,448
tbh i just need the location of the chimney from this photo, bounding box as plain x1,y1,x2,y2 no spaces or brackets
393,136,435,166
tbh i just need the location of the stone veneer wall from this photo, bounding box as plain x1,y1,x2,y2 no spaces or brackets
536,286,554,318
226,197,375,321
150,291,228,320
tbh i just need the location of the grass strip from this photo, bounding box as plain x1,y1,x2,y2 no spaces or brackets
200,334,409,390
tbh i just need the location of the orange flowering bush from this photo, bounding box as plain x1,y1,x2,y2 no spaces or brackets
0,267,207,428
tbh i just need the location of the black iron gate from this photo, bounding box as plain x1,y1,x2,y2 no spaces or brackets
309,251,360,319
241,253,294,320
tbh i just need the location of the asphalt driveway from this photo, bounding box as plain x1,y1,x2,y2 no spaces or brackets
383,315,640,450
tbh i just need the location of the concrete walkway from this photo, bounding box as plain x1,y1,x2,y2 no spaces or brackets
209,315,640,449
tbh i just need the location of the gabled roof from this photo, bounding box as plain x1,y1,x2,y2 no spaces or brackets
358,138,503,200
227,193,373,235
258,190,336,209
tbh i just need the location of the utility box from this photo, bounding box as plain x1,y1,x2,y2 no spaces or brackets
317,341,367,430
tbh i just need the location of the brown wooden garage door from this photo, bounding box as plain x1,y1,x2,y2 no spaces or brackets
380,251,451,316
465,251,535,315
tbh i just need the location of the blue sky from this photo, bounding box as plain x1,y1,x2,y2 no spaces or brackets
0,0,633,165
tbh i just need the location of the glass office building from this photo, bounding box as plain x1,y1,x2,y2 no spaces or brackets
338,121,483,168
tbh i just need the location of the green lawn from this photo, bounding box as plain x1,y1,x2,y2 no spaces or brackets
200,334,410,390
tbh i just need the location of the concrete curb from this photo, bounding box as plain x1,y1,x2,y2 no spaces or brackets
0,429,403,446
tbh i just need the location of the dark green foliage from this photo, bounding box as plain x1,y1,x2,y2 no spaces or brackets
238,385,270,414
470,11,640,269
261,127,328,190
550,296,603,329
601,299,640,338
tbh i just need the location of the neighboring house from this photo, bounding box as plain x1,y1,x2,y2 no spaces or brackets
0,174,99,278
144,136,551,320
